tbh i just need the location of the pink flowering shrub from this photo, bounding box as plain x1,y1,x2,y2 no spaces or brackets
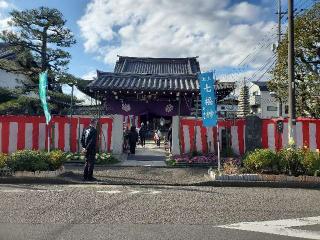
170,152,241,167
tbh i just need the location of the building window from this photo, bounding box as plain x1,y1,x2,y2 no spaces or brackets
285,105,289,114
221,106,225,110
267,106,278,111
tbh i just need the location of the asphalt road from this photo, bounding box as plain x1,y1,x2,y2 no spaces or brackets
0,184,319,240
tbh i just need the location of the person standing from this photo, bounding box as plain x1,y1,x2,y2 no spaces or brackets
128,125,138,154
139,123,146,147
81,118,98,181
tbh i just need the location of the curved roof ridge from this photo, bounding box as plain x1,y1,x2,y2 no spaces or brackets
117,55,199,60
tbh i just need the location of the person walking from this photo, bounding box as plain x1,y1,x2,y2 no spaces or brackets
155,129,161,147
123,126,130,152
81,118,98,181
139,123,146,147
128,125,138,154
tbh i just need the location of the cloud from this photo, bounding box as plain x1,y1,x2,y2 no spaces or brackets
0,1,13,31
0,0,9,9
61,70,99,105
0,16,10,31
81,70,97,80
78,0,276,71
62,84,92,105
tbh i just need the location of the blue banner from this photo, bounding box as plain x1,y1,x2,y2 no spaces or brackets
198,71,217,127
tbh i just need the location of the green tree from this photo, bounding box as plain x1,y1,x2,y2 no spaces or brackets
269,3,320,117
0,7,84,114
0,7,76,86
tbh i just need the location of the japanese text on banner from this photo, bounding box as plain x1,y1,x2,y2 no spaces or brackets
198,71,217,127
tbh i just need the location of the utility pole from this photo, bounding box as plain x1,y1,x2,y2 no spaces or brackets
277,0,283,117
288,0,296,146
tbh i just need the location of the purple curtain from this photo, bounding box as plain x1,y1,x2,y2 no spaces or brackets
104,98,191,116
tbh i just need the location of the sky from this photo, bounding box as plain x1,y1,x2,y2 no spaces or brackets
0,0,316,101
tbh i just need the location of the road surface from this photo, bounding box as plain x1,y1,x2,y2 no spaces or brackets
0,184,319,240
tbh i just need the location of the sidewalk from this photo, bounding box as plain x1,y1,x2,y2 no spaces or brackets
1,166,320,189
116,140,168,167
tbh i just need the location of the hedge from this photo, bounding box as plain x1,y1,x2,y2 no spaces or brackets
6,150,66,172
244,148,320,176
0,150,119,172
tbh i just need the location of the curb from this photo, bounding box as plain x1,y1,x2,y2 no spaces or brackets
1,176,320,189
64,163,210,169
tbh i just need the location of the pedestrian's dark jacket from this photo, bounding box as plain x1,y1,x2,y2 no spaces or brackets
81,126,97,154
167,127,172,142
128,128,138,144
124,128,130,140
139,125,146,138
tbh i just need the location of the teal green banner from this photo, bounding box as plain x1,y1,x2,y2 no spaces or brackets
39,71,51,124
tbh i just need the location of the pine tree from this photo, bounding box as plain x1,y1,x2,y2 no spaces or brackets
0,7,82,114
0,7,76,87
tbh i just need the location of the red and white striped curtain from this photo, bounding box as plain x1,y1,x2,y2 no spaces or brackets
0,115,113,153
179,118,320,155
179,118,245,155
123,115,141,129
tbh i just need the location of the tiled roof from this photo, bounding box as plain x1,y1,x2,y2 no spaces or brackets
89,72,199,92
0,43,15,60
87,71,235,98
86,56,234,99
114,56,200,74
252,81,270,91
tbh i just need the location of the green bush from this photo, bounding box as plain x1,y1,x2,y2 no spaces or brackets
301,150,320,176
0,153,8,168
65,152,85,162
243,149,278,173
7,150,49,172
244,147,320,176
278,148,305,176
96,153,119,164
47,150,66,170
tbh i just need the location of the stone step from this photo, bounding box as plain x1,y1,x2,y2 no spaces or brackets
127,155,166,161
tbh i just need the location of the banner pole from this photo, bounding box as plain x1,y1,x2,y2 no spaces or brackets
194,95,199,152
47,124,50,153
217,121,220,172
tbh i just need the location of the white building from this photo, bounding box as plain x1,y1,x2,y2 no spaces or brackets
217,98,238,119
0,43,33,90
249,81,288,119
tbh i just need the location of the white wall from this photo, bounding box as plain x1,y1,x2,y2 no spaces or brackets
260,91,278,118
249,84,261,105
0,69,32,89
248,83,288,119
110,114,123,154
171,116,180,155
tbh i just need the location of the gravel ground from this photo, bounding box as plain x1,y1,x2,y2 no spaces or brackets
62,166,209,185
